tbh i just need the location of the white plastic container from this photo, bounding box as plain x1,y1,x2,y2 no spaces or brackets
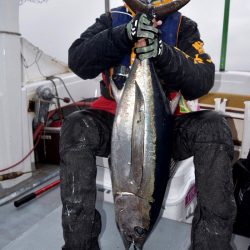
162,157,197,224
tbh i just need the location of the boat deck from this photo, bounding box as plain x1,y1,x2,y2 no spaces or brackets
0,171,249,250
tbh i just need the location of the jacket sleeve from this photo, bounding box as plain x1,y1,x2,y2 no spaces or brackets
68,13,133,79
153,16,215,100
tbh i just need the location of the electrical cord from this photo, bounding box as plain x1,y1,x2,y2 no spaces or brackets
36,58,47,78
47,78,64,119
22,49,80,111
21,49,43,69
48,76,80,111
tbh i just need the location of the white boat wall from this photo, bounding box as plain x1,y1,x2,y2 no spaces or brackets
199,71,250,159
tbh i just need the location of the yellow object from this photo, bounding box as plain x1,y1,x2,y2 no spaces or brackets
192,41,205,54
179,95,191,113
124,4,136,16
193,54,204,64
151,0,173,7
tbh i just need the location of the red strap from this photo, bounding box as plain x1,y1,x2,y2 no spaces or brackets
90,96,116,115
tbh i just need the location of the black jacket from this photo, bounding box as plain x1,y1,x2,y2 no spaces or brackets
68,11,215,101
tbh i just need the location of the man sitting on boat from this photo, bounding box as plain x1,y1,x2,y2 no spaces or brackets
59,0,236,249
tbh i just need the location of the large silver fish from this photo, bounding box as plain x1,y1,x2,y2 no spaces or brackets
110,1,190,249
110,58,172,250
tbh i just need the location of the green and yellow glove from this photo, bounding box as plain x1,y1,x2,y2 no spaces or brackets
135,38,163,60
126,13,159,42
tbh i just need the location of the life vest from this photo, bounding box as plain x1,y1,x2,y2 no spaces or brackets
91,6,195,114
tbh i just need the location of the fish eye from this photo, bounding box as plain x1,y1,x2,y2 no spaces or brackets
134,226,147,237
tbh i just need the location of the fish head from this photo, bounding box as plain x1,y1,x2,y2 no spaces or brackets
114,193,152,249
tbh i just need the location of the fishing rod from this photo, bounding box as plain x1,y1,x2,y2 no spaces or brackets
14,179,60,207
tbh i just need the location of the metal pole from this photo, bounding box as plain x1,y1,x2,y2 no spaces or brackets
105,0,110,13
219,0,231,71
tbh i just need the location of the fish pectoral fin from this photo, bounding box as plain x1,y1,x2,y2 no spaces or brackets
110,78,124,103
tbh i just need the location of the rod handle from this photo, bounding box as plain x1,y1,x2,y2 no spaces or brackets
14,193,36,207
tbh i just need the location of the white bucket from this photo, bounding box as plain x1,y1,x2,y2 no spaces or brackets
162,157,196,223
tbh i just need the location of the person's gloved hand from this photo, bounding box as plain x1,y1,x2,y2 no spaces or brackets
126,13,159,42
135,37,163,61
